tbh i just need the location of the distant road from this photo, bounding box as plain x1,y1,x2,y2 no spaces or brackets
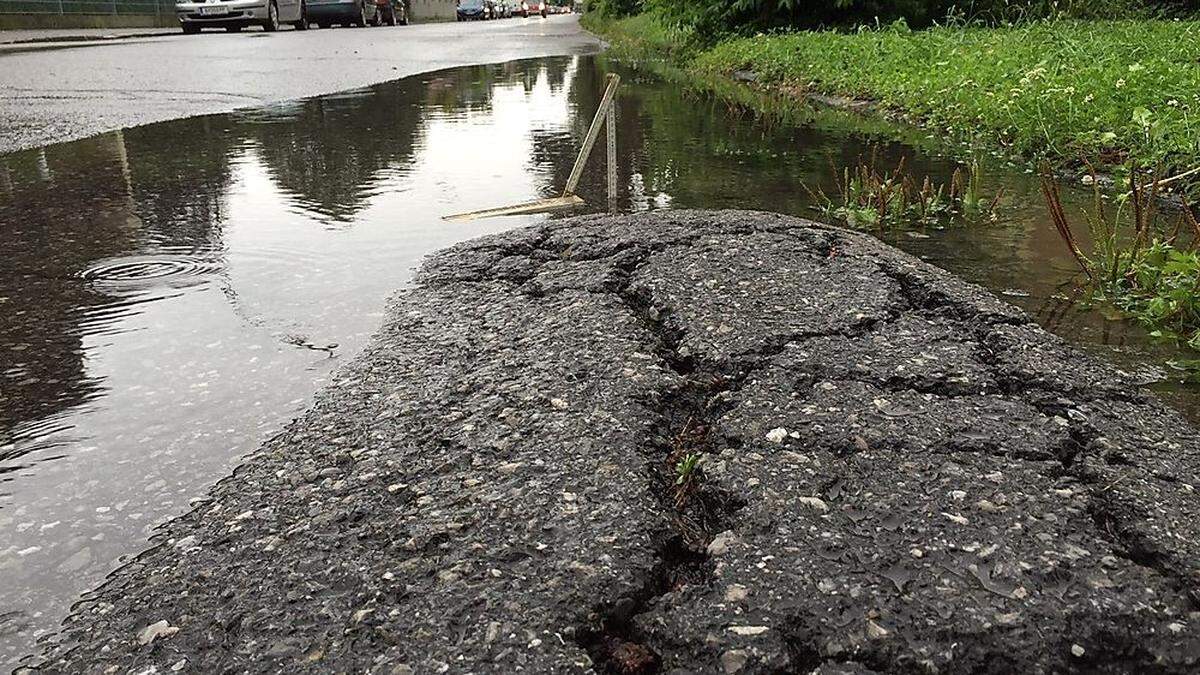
0,15,599,154
0,27,180,45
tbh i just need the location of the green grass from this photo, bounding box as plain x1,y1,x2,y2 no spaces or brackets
586,14,1200,190
582,12,702,62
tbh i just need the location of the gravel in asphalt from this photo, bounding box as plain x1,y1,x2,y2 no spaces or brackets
33,211,1200,673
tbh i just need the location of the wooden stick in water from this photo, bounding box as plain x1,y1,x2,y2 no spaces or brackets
606,102,617,212
442,195,585,223
563,73,621,197
442,75,621,222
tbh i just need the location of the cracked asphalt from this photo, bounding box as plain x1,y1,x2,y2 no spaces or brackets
0,15,599,154
33,211,1200,673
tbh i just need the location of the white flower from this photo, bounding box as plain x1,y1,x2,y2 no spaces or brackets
1115,78,1126,89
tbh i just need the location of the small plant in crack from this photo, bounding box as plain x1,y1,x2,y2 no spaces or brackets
667,416,710,509
674,452,703,503
675,452,702,485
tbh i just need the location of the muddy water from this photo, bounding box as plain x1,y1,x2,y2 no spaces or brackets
0,54,1196,667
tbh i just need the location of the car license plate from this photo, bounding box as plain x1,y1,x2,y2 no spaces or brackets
200,6,227,15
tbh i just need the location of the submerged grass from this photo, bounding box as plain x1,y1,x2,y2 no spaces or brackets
585,14,1200,195
806,153,1001,230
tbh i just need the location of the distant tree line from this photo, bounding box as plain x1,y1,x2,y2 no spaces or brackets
591,0,1200,38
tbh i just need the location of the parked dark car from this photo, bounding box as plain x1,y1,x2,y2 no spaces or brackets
457,0,487,20
308,0,404,26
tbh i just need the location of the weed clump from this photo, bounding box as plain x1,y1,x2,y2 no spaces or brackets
1042,167,1200,363
807,153,1001,230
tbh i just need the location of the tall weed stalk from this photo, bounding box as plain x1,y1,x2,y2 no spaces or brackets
1041,165,1200,355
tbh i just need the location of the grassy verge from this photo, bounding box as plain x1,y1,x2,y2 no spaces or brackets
581,12,704,62
584,13,1200,192
584,12,1200,356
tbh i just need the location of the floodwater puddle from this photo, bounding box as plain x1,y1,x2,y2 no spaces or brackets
1,54,1197,668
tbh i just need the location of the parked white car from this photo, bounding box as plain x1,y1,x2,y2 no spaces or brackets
176,0,308,33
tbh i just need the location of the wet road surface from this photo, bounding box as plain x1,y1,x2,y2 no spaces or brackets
0,27,179,45
1,53,604,670
4,51,1200,670
0,15,599,153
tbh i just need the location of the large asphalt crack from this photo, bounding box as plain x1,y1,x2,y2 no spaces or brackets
520,220,1197,670
568,232,960,672
578,277,756,674
879,263,1195,597
512,237,750,673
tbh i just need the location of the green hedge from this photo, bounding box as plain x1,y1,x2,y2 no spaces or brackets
596,1,1188,42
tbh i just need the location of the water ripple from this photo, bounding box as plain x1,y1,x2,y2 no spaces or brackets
78,254,221,289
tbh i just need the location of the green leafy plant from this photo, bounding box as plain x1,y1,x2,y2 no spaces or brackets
672,450,703,509
953,158,1005,217
639,0,1149,43
666,415,710,509
1118,241,1200,341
